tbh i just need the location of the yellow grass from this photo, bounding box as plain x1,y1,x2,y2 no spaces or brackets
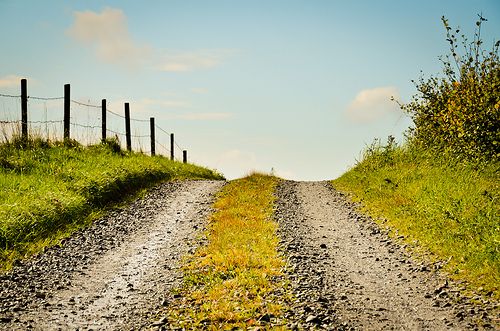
165,173,289,329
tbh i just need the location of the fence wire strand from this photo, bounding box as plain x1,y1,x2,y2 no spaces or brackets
155,124,171,136
1,90,189,158
71,99,101,108
106,109,126,119
0,93,20,98
29,120,63,124
29,96,64,101
71,123,100,129
155,140,171,155
106,128,126,136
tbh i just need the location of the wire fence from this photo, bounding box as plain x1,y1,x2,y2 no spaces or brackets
0,79,187,162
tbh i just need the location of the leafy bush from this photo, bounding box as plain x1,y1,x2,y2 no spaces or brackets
400,15,499,161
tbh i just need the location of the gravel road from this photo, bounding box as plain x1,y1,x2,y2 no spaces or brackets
1,179,497,330
276,180,497,330
0,180,224,330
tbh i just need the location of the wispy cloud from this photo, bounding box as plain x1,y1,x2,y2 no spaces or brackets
66,8,236,72
66,7,151,69
346,86,401,122
177,112,232,120
0,75,24,88
158,50,236,72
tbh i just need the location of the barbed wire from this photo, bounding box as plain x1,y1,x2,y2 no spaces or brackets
130,133,150,138
155,124,171,136
29,96,64,101
28,120,63,124
130,117,150,123
71,122,100,129
1,91,189,156
0,93,20,98
106,109,126,119
155,140,171,154
71,99,101,108
106,128,126,136
154,124,183,150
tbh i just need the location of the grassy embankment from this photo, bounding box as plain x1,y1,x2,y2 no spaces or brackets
333,143,498,297
165,173,289,329
0,138,223,269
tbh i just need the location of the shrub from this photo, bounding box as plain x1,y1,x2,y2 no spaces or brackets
400,15,499,161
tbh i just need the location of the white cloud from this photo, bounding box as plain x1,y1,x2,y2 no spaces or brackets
158,50,234,72
66,7,151,68
66,8,236,73
0,75,24,88
346,86,401,122
177,112,232,120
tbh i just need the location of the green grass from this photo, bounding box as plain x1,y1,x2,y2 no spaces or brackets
0,137,223,269
165,173,289,330
333,142,499,297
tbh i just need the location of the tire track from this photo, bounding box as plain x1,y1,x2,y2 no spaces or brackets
0,180,224,330
276,180,496,330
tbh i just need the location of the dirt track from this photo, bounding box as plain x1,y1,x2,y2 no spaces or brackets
0,179,497,330
276,181,497,330
0,180,224,330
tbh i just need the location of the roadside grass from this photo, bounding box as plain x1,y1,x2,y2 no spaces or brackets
332,143,499,298
165,173,289,329
0,137,223,269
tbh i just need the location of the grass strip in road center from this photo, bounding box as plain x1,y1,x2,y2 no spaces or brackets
164,173,289,329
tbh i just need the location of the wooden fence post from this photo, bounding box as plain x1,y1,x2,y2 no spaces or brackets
101,99,106,142
21,79,28,141
150,117,155,156
170,133,174,160
183,150,187,163
64,84,70,140
124,103,131,152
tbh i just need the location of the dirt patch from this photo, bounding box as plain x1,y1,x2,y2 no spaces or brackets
0,180,224,330
275,180,497,330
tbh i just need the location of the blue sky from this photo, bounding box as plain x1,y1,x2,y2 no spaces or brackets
1,1,499,179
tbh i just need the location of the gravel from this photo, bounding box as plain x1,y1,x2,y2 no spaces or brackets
0,180,224,330
275,180,498,330
1,179,497,330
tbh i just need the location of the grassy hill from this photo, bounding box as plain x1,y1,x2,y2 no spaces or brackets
333,142,498,297
0,137,223,269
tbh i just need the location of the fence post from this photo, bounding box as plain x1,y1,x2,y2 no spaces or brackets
101,99,106,142
124,103,131,152
150,117,155,156
183,150,187,163
170,133,174,160
21,79,28,141
64,84,70,140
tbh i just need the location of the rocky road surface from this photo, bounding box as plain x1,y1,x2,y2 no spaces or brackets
0,180,224,330
1,179,497,330
276,181,498,330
